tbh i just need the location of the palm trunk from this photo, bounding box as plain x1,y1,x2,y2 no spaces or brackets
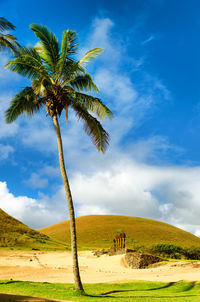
52,114,84,293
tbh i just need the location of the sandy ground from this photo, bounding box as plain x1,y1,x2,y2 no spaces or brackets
0,250,200,284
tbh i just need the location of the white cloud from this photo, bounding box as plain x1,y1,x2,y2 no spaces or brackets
23,172,48,189
141,35,155,45
126,135,183,163
0,181,67,229
20,113,57,152
81,18,119,65
89,17,170,138
0,94,19,138
1,154,200,235
70,159,200,235
39,165,60,178
94,68,138,107
0,53,20,82
71,167,160,219
23,165,60,189
90,18,114,48
0,144,14,160
195,230,200,237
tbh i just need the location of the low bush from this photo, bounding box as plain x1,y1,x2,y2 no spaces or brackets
151,243,200,260
183,247,200,260
151,243,183,257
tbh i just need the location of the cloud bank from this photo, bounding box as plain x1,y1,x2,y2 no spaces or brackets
1,158,200,236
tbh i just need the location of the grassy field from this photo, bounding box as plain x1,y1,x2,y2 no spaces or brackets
0,280,200,301
2,209,200,252
39,215,200,250
0,208,68,250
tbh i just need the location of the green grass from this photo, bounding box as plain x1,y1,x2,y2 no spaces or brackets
39,215,200,251
0,280,200,301
0,208,68,251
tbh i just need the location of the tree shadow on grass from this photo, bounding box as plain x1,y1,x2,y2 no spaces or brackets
87,281,200,299
180,281,196,292
0,293,57,301
0,280,22,285
85,294,198,300
100,281,175,295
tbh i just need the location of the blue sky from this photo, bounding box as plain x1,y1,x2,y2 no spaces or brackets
1,0,200,235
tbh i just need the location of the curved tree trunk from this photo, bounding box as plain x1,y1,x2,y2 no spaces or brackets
52,114,84,293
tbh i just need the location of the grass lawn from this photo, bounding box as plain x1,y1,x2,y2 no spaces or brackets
0,280,200,301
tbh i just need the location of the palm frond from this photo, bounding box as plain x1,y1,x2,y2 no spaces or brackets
0,34,19,53
74,92,113,120
71,101,109,152
30,23,59,75
69,73,99,93
5,46,49,79
0,17,15,31
61,59,85,83
5,87,45,123
61,30,78,56
79,48,103,66
33,41,43,52
57,30,78,79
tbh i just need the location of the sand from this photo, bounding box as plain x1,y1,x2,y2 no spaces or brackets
0,250,200,284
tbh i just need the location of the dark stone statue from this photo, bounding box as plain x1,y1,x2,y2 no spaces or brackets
113,233,126,249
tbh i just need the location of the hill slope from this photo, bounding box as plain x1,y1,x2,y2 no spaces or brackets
0,208,67,250
40,215,200,250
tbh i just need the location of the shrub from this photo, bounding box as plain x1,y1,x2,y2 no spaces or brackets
151,243,184,258
183,247,200,260
151,243,200,260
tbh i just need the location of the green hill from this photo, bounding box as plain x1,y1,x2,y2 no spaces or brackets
39,215,200,250
0,208,67,250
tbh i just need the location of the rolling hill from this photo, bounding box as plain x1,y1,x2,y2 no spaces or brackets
39,215,200,250
0,208,67,250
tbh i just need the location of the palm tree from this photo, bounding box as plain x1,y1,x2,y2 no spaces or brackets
0,17,19,53
5,24,113,293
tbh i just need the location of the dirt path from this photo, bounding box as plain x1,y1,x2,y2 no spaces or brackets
0,250,200,283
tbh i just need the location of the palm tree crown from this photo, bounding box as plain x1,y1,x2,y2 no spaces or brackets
5,24,112,151
0,17,19,53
